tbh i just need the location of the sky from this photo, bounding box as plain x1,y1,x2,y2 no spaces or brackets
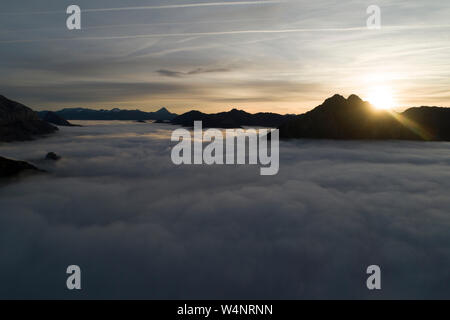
0,0,449,114
1,122,450,298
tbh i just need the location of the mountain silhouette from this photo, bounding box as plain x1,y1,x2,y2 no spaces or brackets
401,106,450,141
4,93,449,141
279,94,450,141
38,111,81,127
172,108,296,128
0,95,58,142
42,107,178,121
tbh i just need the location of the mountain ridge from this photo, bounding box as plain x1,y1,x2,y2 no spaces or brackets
279,94,450,141
38,111,81,127
171,108,297,128
3,93,450,141
39,107,178,121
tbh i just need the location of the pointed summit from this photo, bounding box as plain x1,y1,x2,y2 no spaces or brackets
347,94,363,103
326,94,346,103
319,94,347,109
157,107,169,113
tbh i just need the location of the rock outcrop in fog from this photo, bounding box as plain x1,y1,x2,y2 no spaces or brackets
0,156,43,178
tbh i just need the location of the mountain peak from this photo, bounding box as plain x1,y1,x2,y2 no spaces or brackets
324,94,346,104
347,94,363,102
229,108,247,114
156,107,172,114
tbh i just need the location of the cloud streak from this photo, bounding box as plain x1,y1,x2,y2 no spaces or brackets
156,67,231,77
3,25,450,44
0,0,285,15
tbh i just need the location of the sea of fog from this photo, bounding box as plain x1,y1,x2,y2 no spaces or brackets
0,121,449,299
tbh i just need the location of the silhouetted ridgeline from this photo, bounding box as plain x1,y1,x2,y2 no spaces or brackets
171,108,297,128
278,94,450,141
38,111,81,127
41,107,177,121
0,95,58,142
402,106,450,141
2,93,449,142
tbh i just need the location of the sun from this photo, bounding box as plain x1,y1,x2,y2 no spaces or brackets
367,86,396,110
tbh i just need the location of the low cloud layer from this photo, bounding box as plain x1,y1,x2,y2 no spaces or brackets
0,122,450,299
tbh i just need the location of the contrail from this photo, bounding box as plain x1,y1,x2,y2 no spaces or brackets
0,18,273,34
2,25,450,44
0,27,367,43
0,1,285,15
84,1,286,12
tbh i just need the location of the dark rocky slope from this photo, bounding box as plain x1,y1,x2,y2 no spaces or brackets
0,95,58,142
38,111,81,127
0,156,43,178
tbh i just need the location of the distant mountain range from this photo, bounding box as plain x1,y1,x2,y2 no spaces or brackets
171,108,297,128
38,107,178,121
278,94,450,141
2,93,450,143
